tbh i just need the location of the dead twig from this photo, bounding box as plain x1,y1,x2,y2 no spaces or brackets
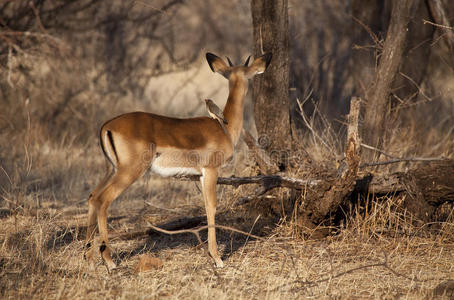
360,143,446,167
361,157,447,168
426,0,454,49
296,97,332,151
361,143,399,159
423,19,454,31
352,15,383,48
29,1,48,35
399,72,432,102
7,46,13,87
146,223,265,242
238,215,262,259
236,185,275,206
111,221,266,244
274,249,436,292
112,223,267,247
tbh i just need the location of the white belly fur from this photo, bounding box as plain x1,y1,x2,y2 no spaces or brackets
150,156,201,177
151,164,200,177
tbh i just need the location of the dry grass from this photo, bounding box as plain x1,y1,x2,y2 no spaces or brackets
1,190,454,299
1,141,454,300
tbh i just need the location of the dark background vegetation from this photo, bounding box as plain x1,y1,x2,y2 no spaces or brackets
1,0,453,174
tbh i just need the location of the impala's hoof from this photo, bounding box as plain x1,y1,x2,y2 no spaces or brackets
100,242,117,273
84,243,96,270
104,260,117,273
84,254,97,271
214,258,224,268
101,252,117,273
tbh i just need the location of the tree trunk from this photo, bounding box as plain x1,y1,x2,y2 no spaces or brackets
362,0,418,161
251,0,291,171
393,0,434,102
351,0,433,104
351,0,391,99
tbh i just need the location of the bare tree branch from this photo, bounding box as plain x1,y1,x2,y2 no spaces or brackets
360,157,447,168
178,174,322,190
427,0,454,49
360,143,447,167
112,223,267,245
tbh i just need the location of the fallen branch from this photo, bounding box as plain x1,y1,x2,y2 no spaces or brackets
361,143,399,159
179,174,321,190
112,223,266,245
177,159,451,198
149,223,265,241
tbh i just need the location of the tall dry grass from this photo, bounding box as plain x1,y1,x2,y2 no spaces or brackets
1,183,454,299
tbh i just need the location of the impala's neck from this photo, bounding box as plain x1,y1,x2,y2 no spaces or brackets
223,74,248,146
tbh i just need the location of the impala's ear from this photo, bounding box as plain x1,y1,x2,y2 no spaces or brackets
245,53,272,78
206,53,230,77
226,56,234,67
244,55,251,66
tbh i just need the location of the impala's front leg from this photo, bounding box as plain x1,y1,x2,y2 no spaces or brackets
201,167,223,268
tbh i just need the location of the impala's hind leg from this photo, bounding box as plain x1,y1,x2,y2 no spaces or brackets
85,168,114,268
96,164,148,271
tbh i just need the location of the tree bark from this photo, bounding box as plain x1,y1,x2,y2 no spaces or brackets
242,129,280,174
355,160,454,221
251,0,291,171
362,0,418,161
393,0,434,102
351,0,391,98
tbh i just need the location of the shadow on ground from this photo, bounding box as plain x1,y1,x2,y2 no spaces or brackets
45,207,279,266
114,211,279,264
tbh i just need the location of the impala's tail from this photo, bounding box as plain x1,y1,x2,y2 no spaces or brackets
100,128,119,169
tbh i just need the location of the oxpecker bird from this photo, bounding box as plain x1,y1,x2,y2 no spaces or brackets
205,99,228,125
205,98,228,134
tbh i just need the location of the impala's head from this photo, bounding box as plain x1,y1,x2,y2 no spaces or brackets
205,52,272,81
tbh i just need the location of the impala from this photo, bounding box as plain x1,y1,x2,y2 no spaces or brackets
84,52,272,270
